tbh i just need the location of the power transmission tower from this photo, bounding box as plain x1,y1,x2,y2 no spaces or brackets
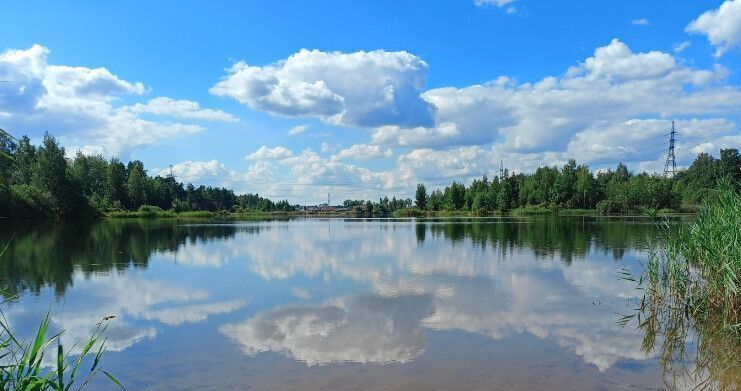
168,164,174,179
499,160,504,182
663,121,677,178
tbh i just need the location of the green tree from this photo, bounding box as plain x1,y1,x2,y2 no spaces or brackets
443,182,466,210
9,136,36,186
415,183,427,210
106,158,127,208
718,148,740,184
552,159,577,207
31,133,68,211
574,164,595,209
126,160,147,209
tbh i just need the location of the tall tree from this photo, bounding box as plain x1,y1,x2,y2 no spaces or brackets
10,136,36,185
31,133,67,203
126,160,147,209
106,158,127,208
415,183,427,210
719,148,741,183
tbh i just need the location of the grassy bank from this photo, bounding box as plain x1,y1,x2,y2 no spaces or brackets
106,205,306,219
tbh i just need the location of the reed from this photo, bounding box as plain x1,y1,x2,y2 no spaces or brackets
620,178,740,388
0,243,124,390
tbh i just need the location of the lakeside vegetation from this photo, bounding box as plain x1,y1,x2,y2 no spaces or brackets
398,149,740,216
622,180,740,388
1,130,739,219
0,242,123,390
0,131,292,218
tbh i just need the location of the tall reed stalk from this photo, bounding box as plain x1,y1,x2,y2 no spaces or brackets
621,178,740,389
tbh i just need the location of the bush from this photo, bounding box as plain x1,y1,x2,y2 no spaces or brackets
511,205,552,216
596,199,624,214
392,208,423,217
177,211,214,218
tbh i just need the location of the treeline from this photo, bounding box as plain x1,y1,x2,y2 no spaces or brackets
341,148,740,216
407,149,740,214
0,131,291,217
2,130,739,218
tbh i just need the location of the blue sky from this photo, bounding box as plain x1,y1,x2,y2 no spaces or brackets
1,0,740,203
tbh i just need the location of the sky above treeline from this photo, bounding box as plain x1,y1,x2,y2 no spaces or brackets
1,0,740,203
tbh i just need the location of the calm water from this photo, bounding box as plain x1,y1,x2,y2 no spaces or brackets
0,218,686,389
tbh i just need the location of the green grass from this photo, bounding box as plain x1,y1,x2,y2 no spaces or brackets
0,242,124,390
391,208,424,217
630,179,740,328
620,179,741,388
511,205,553,216
176,211,215,218
669,179,740,323
107,205,176,218
556,208,599,216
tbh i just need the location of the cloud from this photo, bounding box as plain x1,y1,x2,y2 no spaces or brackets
288,124,308,135
474,0,517,8
332,144,393,160
397,146,489,181
0,44,230,156
161,159,230,179
389,39,740,153
210,49,435,128
565,118,736,165
673,41,691,53
225,219,655,371
4,272,244,367
220,294,434,365
631,18,649,26
687,0,741,57
126,97,237,122
141,300,246,325
246,146,294,160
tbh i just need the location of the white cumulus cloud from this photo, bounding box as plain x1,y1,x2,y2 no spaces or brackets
126,97,237,122
246,146,295,160
288,124,308,135
687,0,741,57
332,144,393,160
210,49,435,128
0,44,233,156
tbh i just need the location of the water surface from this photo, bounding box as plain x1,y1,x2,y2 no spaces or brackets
1,218,681,389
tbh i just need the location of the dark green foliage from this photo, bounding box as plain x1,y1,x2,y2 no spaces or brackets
1,130,737,218
0,131,288,218
409,149,737,215
415,183,427,210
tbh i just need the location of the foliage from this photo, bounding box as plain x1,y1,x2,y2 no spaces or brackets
414,183,427,210
0,131,289,218
2,130,739,218
510,205,553,216
392,208,423,217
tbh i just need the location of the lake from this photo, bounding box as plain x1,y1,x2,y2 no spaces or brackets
0,217,705,389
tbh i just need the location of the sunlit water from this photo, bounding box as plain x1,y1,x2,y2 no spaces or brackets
0,218,684,390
